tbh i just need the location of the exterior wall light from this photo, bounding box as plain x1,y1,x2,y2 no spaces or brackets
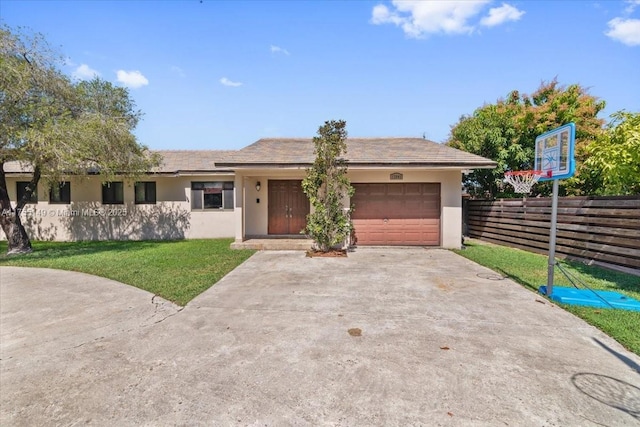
256,181,261,192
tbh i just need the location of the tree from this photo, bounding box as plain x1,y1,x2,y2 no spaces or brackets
583,111,640,195
447,100,525,198
302,120,354,252
0,26,159,254
447,79,606,198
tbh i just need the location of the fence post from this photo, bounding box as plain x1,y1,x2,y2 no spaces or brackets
462,197,469,237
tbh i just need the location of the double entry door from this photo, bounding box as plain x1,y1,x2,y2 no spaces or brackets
268,180,309,235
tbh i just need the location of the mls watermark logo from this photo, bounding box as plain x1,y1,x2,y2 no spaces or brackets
3,207,128,218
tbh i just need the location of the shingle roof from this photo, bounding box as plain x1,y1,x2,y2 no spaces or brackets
1,151,235,174
217,138,497,168
2,161,33,173
2,138,496,174
153,150,235,173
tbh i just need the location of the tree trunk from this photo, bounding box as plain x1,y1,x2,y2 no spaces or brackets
1,214,33,255
0,162,35,255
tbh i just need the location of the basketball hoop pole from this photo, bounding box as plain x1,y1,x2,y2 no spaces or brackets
532,123,575,297
546,179,559,296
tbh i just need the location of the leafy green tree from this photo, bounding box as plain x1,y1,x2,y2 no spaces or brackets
447,79,606,198
447,99,525,197
302,120,354,252
583,111,640,195
0,26,159,254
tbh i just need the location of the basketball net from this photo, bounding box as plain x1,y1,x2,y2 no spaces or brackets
504,171,547,194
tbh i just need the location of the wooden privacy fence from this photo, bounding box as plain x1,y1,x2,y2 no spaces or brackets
464,196,640,273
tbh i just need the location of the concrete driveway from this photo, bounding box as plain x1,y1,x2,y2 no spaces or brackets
1,248,639,426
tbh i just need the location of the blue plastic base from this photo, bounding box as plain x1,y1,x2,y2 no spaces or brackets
538,286,640,312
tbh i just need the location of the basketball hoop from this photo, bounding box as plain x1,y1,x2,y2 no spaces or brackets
504,170,547,194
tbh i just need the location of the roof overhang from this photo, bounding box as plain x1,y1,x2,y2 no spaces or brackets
217,162,497,170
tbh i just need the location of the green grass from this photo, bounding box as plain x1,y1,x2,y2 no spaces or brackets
454,240,640,356
0,239,255,306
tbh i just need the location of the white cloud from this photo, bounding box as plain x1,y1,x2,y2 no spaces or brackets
371,1,526,37
371,0,491,38
116,70,149,88
603,1,640,46
625,0,640,14
72,64,100,80
270,45,290,55
170,65,186,77
372,4,404,26
605,17,640,45
480,3,525,27
220,77,242,87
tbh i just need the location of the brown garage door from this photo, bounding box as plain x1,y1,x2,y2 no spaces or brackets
351,183,440,246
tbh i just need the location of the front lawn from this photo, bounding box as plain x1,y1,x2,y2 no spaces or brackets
0,239,255,306
454,239,640,356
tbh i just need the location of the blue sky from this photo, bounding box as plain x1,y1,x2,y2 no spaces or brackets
3,0,640,150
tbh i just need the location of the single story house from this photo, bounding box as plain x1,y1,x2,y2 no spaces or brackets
3,138,496,248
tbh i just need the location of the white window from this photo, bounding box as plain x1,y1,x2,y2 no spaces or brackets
17,181,38,203
102,182,124,204
135,182,156,204
191,182,234,210
50,182,71,204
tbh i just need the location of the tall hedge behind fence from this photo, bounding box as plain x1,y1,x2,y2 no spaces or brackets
464,196,640,273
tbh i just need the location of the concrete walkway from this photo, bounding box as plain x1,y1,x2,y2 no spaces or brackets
1,248,639,426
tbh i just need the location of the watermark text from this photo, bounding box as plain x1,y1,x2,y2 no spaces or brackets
2,207,128,218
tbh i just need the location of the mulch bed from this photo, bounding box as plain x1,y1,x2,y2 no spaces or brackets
305,249,348,258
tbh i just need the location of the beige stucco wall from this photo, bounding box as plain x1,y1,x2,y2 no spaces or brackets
3,175,236,241
4,169,463,247
238,168,463,249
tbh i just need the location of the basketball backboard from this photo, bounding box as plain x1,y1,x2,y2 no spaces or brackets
534,123,576,181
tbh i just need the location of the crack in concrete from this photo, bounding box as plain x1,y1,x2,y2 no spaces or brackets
71,336,105,350
152,308,184,325
60,298,183,352
148,295,184,325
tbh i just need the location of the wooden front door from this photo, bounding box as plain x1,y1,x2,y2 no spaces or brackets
268,180,309,235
